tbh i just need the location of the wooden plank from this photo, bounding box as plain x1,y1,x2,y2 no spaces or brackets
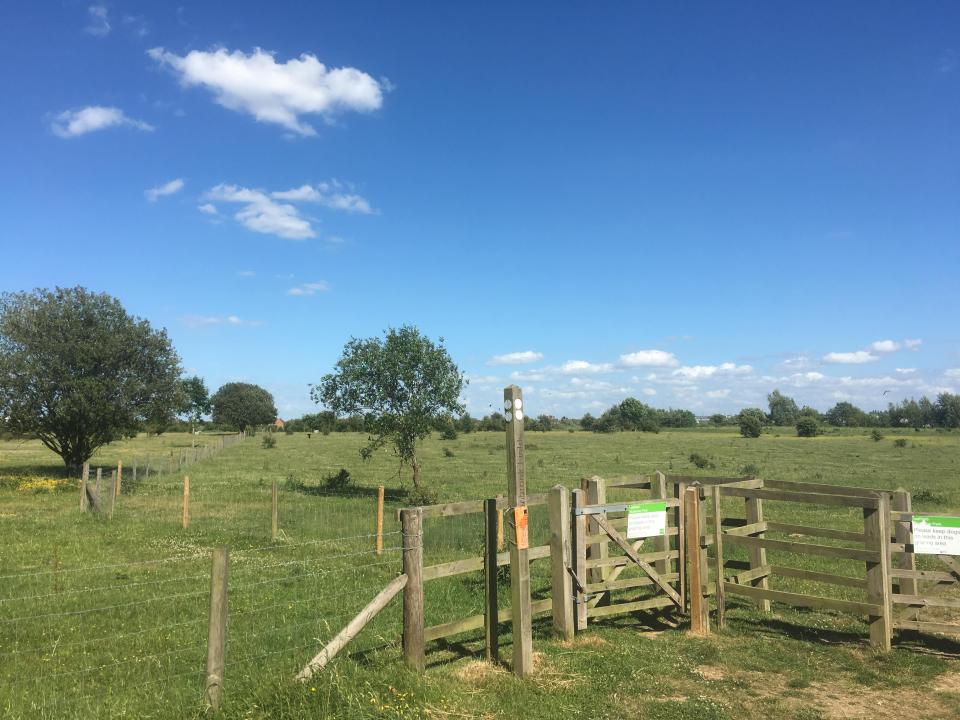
594,515,682,606
744,491,770,612
296,573,407,679
504,384,532,678
586,596,677,619
424,599,553,642
586,550,679,570
585,476,609,607
484,498,499,662
723,582,882,616
401,508,425,671
712,487,726,629
79,463,89,513
572,488,588,631
685,487,709,634
891,594,960,609
863,493,893,651
892,489,917,620
549,485,574,641
721,486,880,509
770,565,867,590
585,527,678,545
584,573,681,593
765,522,865,543
729,565,772,585
422,544,551,582
653,471,670,576
665,474,758,486
675,480,687,608
606,475,653,489
203,547,229,711
724,521,768,537
723,534,881,563
890,569,958,583
763,479,887,498
893,619,960,636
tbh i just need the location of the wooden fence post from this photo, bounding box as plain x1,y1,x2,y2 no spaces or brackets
864,493,892,651
585,476,609,607
204,547,229,711
653,471,669,575
95,467,102,495
115,461,122,497
80,463,89,512
571,488,588,631
712,487,726,629
484,498,500,662
109,470,116,519
271,480,279,542
744,485,770,612
496,494,504,551
892,488,917,621
375,485,385,555
182,476,190,529
504,385,533,677
549,485,574,641
684,486,709,635
132,461,137,484
673,478,687,609
401,508,424,671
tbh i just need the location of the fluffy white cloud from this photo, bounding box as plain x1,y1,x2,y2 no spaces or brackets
561,360,615,374
705,389,730,399
272,181,375,214
641,388,657,396
287,281,330,296
896,368,917,375
148,47,384,136
198,203,218,215
84,5,110,36
945,369,960,379
145,178,184,202
905,339,923,351
205,184,315,239
823,350,878,364
488,351,543,366
619,350,679,367
51,106,154,138
672,363,753,380
869,339,901,353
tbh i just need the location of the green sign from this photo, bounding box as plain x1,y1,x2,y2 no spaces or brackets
626,501,667,539
913,515,960,555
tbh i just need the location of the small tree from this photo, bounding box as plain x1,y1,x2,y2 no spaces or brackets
738,411,762,438
767,389,799,426
796,416,820,437
314,326,464,488
179,375,211,446
0,287,182,474
211,382,277,432
709,413,725,427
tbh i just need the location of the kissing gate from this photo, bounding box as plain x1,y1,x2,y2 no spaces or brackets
296,385,960,682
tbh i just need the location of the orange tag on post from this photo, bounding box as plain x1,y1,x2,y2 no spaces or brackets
513,506,529,550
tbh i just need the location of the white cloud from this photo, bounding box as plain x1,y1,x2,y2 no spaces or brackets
198,203,218,215
561,360,615,374
945,369,960,379
488,351,543,366
705,389,730,399
206,184,315,240
823,350,878,365
84,5,110,36
511,370,547,382
145,178,184,202
895,368,917,375
672,363,753,380
148,46,384,136
619,350,679,367
905,339,923,351
272,181,375,214
51,106,154,138
641,388,657,396
182,314,261,328
781,355,811,369
802,372,825,381
870,339,901,354
287,281,330,296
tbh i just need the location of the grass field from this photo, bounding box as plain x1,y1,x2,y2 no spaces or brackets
2,427,960,719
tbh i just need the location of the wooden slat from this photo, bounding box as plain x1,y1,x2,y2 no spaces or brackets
892,594,960,609
424,599,553,642
422,544,551,582
893,619,960,636
766,522,865,543
585,526,678,545
584,573,681,593
594,515,681,606
770,565,867,590
725,522,768,537
606,475,652,489
763,479,887,498
586,595,677,619
723,582,882,615
585,549,679,570
719,486,879,509
723,534,880,562
890,569,958,583
728,565,772,585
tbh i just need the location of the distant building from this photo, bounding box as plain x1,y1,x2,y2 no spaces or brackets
273,418,285,430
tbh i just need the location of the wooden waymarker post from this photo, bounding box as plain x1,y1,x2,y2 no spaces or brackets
548,485,574,641
115,461,122,498
401,508,424,671
182,476,190,529
863,492,892,650
204,547,229,712
684,486,709,635
504,385,533,677
271,480,279,542
375,485,385,555
80,463,89,512
484,497,500,662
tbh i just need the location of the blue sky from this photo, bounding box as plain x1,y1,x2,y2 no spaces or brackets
1,2,958,419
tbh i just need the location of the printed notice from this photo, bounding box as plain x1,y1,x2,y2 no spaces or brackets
912,516,960,555
626,501,667,540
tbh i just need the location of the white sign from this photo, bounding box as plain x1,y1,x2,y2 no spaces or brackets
913,516,960,555
626,501,667,540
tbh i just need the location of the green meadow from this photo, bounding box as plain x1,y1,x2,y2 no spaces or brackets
1,427,959,719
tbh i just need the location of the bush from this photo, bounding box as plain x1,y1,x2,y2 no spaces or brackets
322,468,352,491
440,427,458,441
870,429,884,442
261,435,277,449
404,484,439,506
442,447,455,458
796,417,820,438
894,438,908,448
739,463,761,476
689,452,711,469
738,413,762,438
